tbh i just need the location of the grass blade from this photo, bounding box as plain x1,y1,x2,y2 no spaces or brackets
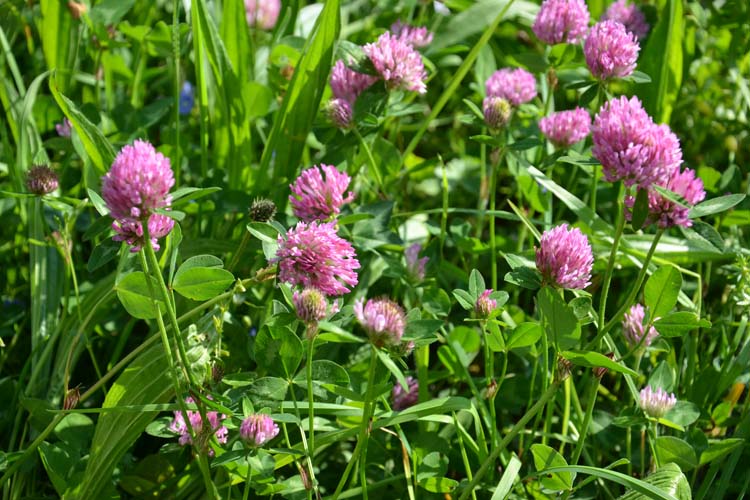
258,0,341,206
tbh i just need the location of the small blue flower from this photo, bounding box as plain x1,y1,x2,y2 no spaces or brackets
248,327,258,338
179,81,194,116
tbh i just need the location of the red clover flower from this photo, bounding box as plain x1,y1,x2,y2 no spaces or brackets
240,414,280,447
102,140,174,221
354,297,406,347
169,397,228,456
112,214,174,253
392,376,419,410
539,108,591,148
26,165,59,195
592,96,682,189
532,0,590,45
535,224,594,290
404,243,428,282
327,98,354,129
102,140,175,251
485,68,537,106
602,0,649,41
364,32,427,94
293,288,339,326
639,386,677,419
327,60,378,128
584,20,640,80
330,60,378,106
56,118,72,137
475,290,497,319
289,164,355,222
622,303,659,349
645,168,706,228
483,96,512,131
244,0,280,30
273,221,360,296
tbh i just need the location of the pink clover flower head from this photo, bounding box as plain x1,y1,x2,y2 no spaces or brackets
354,297,406,347
392,376,419,410
240,414,280,447
532,0,591,45
584,20,640,80
26,165,59,195
647,124,684,178
639,386,677,419
169,397,228,456
293,288,339,324
244,0,280,30
327,98,353,129
363,32,427,94
405,243,428,282
483,96,512,131
602,0,649,41
330,60,378,105
273,221,360,296
390,20,434,48
539,107,591,147
646,168,706,228
289,164,355,222
485,68,537,106
475,290,497,319
592,96,679,188
535,224,594,290
622,303,659,348
56,118,72,138
102,140,174,221
112,213,174,252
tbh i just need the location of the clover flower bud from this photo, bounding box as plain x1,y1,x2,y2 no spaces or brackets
26,165,59,195
240,414,280,447
639,386,677,419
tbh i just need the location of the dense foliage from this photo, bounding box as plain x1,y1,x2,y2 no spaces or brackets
1,0,749,498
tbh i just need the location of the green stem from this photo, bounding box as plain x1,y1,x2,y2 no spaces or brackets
138,251,183,399
627,427,633,476
451,342,495,446
559,376,571,454
570,378,599,466
488,147,505,290
141,228,217,499
171,0,181,187
647,422,660,469
288,377,318,498
475,139,488,247
332,349,379,500
454,412,478,500
458,382,561,500
591,229,665,346
354,128,384,193
416,344,429,432
596,185,626,345
242,456,253,500
481,322,498,447
306,332,316,475
496,351,509,397
228,229,251,272
143,224,196,388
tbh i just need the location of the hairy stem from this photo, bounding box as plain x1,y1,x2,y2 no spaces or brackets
591,229,665,346
332,349,379,500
